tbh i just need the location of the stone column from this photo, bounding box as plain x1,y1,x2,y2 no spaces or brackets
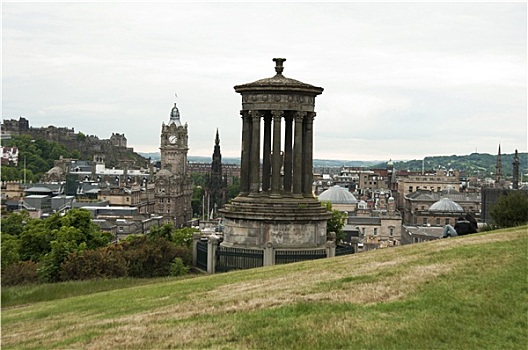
303,112,315,197
271,110,283,197
263,241,275,266
249,110,261,196
207,235,219,274
326,240,336,258
239,111,251,196
292,112,305,197
262,114,272,193
283,115,293,193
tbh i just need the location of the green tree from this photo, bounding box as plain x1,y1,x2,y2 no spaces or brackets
1,234,21,267
490,191,528,228
19,219,53,262
1,211,31,237
227,177,240,200
173,227,199,248
1,166,20,181
191,185,205,218
322,201,347,242
150,223,174,241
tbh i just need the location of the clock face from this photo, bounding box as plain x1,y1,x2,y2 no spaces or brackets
169,135,178,144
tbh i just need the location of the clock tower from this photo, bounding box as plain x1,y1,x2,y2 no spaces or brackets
160,102,188,176
155,101,193,227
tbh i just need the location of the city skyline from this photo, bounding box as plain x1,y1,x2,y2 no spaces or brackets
3,2,526,161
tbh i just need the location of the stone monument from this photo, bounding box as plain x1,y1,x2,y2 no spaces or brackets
220,58,331,252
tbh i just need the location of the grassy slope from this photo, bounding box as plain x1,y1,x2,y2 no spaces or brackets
2,227,527,349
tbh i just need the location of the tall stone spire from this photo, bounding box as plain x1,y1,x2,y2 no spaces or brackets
512,149,520,190
495,144,503,188
206,129,227,218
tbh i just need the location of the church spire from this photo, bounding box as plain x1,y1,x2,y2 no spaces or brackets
513,149,520,190
495,144,503,187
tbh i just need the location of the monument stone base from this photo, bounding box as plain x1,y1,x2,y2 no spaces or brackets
219,195,331,249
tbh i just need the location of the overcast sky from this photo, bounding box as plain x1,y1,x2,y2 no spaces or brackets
2,2,527,161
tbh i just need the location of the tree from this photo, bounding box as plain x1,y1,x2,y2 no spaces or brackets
322,201,347,242
150,223,174,241
227,177,240,200
1,211,31,237
490,191,528,228
172,227,199,248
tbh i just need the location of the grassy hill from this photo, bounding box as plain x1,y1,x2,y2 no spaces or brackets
2,227,527,349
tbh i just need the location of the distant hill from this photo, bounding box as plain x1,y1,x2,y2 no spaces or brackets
390,152,528,177
139,152,382,168
140,151,527,177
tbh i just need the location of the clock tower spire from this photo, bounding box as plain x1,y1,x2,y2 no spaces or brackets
155,99,193,227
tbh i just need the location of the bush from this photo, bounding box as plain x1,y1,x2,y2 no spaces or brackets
59,247,128,281
170,257,190,276
2,261,40,286
120,235,191,278
490,191,528,228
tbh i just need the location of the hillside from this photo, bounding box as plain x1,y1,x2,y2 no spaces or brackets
2,227,527,349
390,152,528,177
142,151,528,176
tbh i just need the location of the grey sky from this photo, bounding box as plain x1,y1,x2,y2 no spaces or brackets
2,2,526,161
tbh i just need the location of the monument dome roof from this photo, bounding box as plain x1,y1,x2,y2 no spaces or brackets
318,185,358,204
234,58,323,95
429,197,464,212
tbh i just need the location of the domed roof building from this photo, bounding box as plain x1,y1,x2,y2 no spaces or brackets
429,197,464,212
318,185,358,204
403,188,479,229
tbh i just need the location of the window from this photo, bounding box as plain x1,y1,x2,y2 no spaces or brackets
362,227,366,236
409,186,413,192
423,218,428,225
436,218,441,225
389,228,394,237
374,228,378,236
445,218,450,225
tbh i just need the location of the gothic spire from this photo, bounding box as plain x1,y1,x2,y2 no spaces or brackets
495,144,503,187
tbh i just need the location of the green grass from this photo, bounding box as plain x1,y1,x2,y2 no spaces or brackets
2,226,527,349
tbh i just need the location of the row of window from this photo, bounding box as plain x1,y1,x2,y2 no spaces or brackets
359,227,394,236
408,186,443,192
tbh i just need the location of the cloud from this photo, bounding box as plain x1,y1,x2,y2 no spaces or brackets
2,2,526,161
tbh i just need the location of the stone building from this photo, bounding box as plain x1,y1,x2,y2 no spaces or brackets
395,169,460,211
154,102,193,227
403,189,481,226
220,58,331,254
317,182,403,248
